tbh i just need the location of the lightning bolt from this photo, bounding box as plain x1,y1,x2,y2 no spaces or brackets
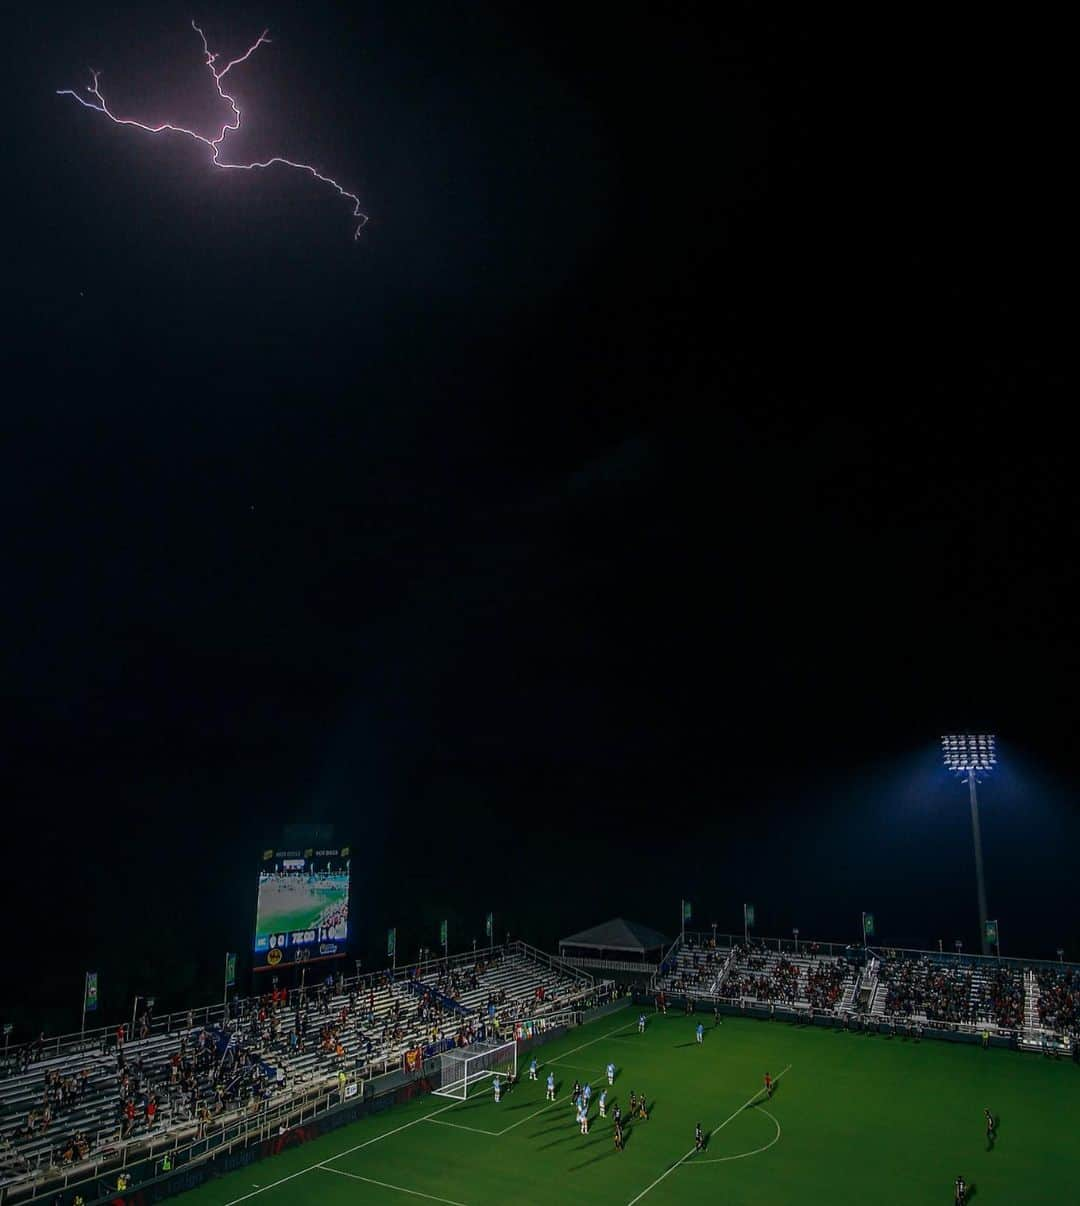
57,21,367,240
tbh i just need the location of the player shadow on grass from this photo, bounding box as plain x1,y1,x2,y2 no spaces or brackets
536,1136,577,1151
568,1140,618,1171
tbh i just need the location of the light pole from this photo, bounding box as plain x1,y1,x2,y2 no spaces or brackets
711,922,718,947
942,734,996,955
1058,949,1065,965
954,939,963,963
793,928,799,955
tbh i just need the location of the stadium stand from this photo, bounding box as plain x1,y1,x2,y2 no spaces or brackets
0,943,595,1201
650,934,1068,1048
1034,967,1080,1032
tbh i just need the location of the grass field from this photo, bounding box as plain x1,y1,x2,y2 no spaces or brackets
179,1003,1079,1205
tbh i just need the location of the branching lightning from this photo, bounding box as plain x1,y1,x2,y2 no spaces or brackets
57,21,367,239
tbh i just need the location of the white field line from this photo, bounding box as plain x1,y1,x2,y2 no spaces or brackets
683,1106,782,1164
625,1064,792,1205
482,1016,634,1137
221,1009,634,1203
220,1099,461,1205
320,1164,470,1205
425,1116,501,1136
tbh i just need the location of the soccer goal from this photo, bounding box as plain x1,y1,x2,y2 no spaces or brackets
433,1039,517,1100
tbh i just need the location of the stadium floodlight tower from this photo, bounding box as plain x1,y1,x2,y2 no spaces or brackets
942,734,996,955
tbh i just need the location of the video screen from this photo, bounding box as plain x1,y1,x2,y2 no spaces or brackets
253,846,350,972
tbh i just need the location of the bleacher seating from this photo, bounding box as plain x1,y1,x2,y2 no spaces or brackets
0,945,592,1200
1034,968,1080,1033
653,939,731,998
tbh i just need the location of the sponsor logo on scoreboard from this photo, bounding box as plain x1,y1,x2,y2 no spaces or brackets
267,948,283,966
319,943,338,955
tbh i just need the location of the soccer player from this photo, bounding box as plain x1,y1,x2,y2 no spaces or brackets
529,1057,538,1080
639,1094,649,1121
954,1174,968,1204
695,1122,704,1152
577,1103,587,1134
613,1103,622,1128
696,1022,704,1044
606,1061,616,1085
572,1079,581,1101
764,1072,773,1099
614,1119,624,1151
984,1107,996,1148
638,1013,646,1033
713,1003,722,1027
493,1076,502,1103
629,1090,637,1115
546,1071,555,1101
598,1088,607,1118
583,1081,592,1105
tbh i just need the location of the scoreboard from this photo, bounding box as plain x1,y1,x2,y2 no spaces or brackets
252,845,350,973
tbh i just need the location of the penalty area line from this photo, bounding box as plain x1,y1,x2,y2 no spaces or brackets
219,1099,461,1205
683,1105,782,1164
625,1064,792,1205
319,1164,470,1205
425,1116,501,1136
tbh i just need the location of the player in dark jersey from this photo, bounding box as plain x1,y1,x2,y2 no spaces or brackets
628,1090,637,1115
694,1122,705,1152
764,1072,773,1099
614,1118,624,1151
954,1174,968,1203
984,1107,996,1148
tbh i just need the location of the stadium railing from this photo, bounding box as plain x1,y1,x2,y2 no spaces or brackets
0,995,627,1204
648,935,1080,1054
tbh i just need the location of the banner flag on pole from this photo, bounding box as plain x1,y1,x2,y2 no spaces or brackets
985,920,998,945
682,900,692,922
744,904,755,929
84,972,99,1013
863,913,875,939
224,953,237,988
440,919,448,947
485,912,493,938
387,928,397,958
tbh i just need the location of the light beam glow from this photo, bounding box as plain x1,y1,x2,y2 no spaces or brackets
57,20,367,239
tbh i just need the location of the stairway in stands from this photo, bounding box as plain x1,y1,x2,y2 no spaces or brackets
1024,969,1040,1032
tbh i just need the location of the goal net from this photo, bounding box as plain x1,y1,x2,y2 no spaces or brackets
433,1039,517,1100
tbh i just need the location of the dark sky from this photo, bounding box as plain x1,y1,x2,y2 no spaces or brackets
3,3,1075,1026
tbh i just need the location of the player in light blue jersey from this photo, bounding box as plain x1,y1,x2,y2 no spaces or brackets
529,1057,538,1080
493,1076,502,1103
638,1013,646,1033
599,1088,607,1117
606,1061,615,1085
696,1022,704,1044
583,1081,592,1104
546,1071,555,1101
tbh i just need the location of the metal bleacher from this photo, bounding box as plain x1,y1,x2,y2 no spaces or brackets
0,942,599,1202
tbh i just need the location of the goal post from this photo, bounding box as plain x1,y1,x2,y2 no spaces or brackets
433,1039,518,1100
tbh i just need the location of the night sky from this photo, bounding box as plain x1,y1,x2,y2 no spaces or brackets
4,3,1075,1029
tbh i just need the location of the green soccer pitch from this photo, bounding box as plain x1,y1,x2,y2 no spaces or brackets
177,1003,1079,1205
